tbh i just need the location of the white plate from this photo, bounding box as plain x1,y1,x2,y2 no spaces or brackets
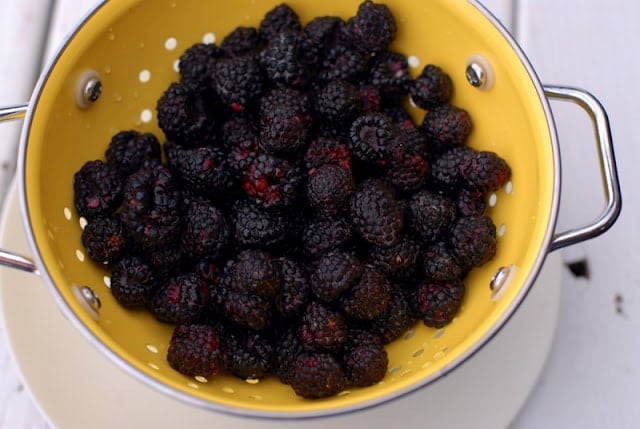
0,183,562,429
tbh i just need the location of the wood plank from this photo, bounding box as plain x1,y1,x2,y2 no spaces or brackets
511,1,638,427
0,1,54,204
0,3,99,428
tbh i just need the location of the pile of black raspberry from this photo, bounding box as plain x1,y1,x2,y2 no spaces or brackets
73,0,512,400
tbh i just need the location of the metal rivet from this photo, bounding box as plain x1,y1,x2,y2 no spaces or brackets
490,266,511,291
84,79,102,103
465,54,494,90
466,62,486,88
75,70,102,109
80,285,101,311
490,264,517,301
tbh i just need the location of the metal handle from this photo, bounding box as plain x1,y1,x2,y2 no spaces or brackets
545,85,622,251
0,103,38,274
0,250,38,274
0,104,28,122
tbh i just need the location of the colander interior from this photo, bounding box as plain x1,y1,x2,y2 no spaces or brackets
20,0,556,417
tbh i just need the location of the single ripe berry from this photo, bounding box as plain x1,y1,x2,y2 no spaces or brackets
407,190,456,243
448,215,497,268
290,352,346,399
105,130,161,177
213,54,265,113
73,160,122,219
228,249,282,300
81,215,129,264
412,279,465,328
343,343,388,387
421,104,472,153
349,113,396,165
180,199,230,260
460,150,512,193
258,3,302,42
149,273,209,324
221,327,273,379
156,82,218,147
410,64,453,109
340,265,391,321
311,251,362,302
110,255,157,308
346,0,397,53
167,324,221,377
307,164,355,216
242,153,303,209
299,301,348,352
350,179,404,247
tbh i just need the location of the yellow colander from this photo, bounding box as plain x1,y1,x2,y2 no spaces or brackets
0,0,620,419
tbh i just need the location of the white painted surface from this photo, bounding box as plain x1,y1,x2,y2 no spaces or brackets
4,0,635,428
510,1,639,427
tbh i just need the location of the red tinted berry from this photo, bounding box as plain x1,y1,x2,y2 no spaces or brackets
299,301,348,352
167,324,221,377
150,273,209,324
430,147,475,191
291,352,346,399
165,141,234,199
304,136,352,170
81,215,129,264
386,148,429,193
73,160,123,219
460,150,512,192
242,154,302,209
412,279,465,328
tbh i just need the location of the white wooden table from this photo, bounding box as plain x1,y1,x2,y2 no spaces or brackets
0,1,636,427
